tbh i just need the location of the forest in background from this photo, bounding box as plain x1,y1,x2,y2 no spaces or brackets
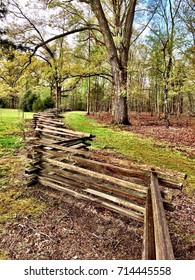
0,0,194,125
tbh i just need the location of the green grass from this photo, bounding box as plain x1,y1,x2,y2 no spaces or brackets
0,109,33,150
0,188,46,223
0,109,46,259
63,111,195,194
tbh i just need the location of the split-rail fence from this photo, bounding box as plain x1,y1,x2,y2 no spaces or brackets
26,109,187,260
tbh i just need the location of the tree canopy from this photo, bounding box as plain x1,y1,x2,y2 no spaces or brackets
0,0,194,124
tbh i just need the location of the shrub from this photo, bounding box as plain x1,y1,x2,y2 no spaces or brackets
20,91,37,112
32,97,44,112
32,96,55,112
43,96,55,109
0,98,7,108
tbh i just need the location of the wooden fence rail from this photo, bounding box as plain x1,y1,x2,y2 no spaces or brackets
26,109,187,260
142,172,175,260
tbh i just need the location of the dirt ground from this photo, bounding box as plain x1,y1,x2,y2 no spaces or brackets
0,175,143,260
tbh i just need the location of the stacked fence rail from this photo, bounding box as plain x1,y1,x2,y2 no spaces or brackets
26,109,187,260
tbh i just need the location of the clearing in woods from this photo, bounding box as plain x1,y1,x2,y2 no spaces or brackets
0,109,194,260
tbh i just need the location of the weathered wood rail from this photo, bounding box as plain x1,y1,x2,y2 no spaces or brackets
26,109,187,260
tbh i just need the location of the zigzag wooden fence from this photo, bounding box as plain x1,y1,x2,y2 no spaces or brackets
26,109,186,260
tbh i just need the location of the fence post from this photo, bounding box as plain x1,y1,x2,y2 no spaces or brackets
150,171,174,260
142,187,156,259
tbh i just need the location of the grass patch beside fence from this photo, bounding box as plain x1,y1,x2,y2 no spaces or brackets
63,111,195,194
0,109,33,150
0,109,46,259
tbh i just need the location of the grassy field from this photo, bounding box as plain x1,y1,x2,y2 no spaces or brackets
63,111,195,194
0,109,45,259
0,109,33,150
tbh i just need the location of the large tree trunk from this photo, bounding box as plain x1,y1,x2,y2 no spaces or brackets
81,0,136,125
113,95,129,124
113,68,129,124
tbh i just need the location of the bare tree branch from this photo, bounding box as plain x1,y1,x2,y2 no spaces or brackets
19,26,93,76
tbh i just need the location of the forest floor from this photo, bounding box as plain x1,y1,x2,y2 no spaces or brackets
0,110,194,260
89,112,195,158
